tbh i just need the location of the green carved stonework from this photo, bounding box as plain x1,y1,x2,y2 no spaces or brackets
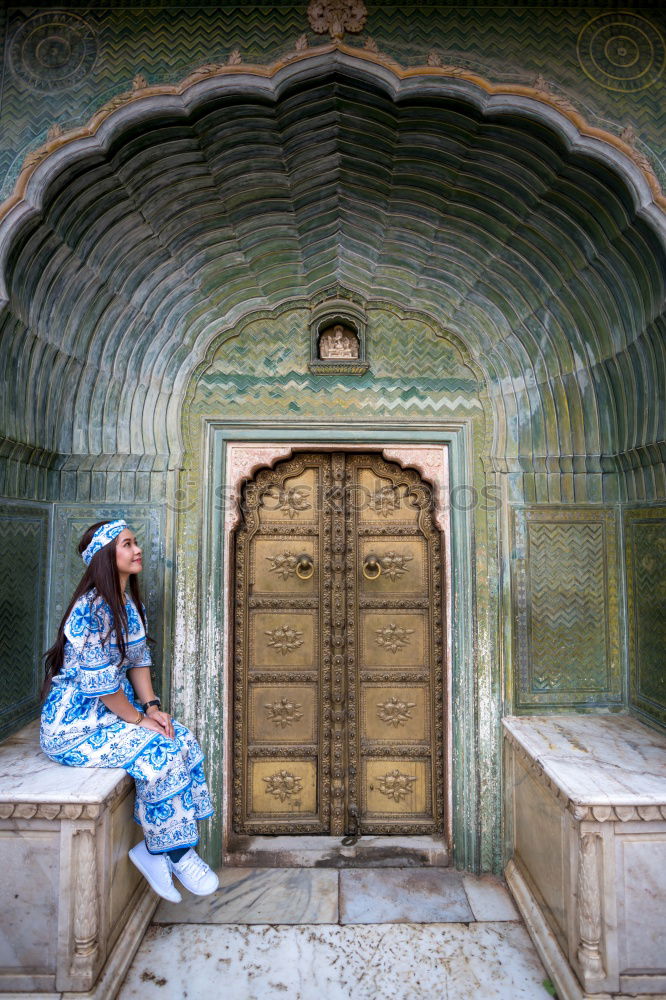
1,54,663,505
626,507,666,727
0,2,664,879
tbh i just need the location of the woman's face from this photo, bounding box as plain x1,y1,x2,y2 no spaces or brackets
115,528,142,578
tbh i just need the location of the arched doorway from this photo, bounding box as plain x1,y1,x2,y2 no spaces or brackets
232,451,446,844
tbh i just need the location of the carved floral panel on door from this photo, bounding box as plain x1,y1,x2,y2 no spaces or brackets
233,452,445,838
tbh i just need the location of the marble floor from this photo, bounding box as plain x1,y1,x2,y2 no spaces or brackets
118,867,555,999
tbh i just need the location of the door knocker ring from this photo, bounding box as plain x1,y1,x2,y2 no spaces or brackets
362,554,382,580
296,554,315,580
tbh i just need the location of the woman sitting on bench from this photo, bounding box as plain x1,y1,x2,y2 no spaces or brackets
40,519,217,903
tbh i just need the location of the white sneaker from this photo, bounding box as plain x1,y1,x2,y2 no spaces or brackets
129,841,182,903
169,848,219,896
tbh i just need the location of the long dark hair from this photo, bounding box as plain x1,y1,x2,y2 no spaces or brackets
41,520,149,699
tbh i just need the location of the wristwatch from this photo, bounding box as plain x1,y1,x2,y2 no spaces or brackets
142,698,161,712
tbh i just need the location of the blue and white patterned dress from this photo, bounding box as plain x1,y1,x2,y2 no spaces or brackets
40,589,214,852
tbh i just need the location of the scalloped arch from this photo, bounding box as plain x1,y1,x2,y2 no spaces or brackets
0,47,664,473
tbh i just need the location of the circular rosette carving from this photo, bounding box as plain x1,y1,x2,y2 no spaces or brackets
9,12,97,91
577,13,664,92
374,623,414,653
264,624,304,655
380,550,413,581
266,551,300,579
265,697,304,729
367,484,400,517
261,485,312,519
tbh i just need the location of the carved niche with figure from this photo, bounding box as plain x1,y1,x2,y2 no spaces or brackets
308,297,370,375
318,323,359,360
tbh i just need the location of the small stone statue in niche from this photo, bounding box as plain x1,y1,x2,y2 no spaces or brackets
319,323,359,360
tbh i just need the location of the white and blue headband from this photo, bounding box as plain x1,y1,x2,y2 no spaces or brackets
81,520,129,565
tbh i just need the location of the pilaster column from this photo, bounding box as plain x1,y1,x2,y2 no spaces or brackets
71,828,99,975
576,831,605,984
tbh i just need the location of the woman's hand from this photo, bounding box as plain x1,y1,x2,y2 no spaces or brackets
141,708,175,738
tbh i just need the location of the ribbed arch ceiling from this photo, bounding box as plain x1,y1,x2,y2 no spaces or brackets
0,57,664,469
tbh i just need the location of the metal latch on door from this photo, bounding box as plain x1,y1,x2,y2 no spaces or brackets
341,803,361,846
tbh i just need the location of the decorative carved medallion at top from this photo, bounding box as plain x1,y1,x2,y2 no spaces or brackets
263,769,303,801
577,12,665,94
377,697,416,727
368,485,400,518
265,697,304,728
307,0,368,40
377,769,417,802
264,625,304,655
375,623,414,653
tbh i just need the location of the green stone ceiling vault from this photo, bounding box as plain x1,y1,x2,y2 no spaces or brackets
0,53,664,480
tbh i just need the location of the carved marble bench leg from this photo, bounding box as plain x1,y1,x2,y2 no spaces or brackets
58,816,103,993
571,821,619,995
576,833,604,981
505,859,613,1000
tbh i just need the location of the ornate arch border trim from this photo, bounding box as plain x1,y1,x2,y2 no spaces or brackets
0,43,665,304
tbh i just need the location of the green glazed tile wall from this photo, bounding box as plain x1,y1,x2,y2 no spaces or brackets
0,2,663,850
625,506,666,727
188,307,484,425
0,501,50,740
512,505,622,710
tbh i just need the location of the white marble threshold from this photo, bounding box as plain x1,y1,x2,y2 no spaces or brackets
225,833,450,867
152,866,520,926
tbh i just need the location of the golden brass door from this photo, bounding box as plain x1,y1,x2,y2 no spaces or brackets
232,452,445,837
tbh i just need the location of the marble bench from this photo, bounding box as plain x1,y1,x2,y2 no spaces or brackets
0,721,157,998
503,714,666,1000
